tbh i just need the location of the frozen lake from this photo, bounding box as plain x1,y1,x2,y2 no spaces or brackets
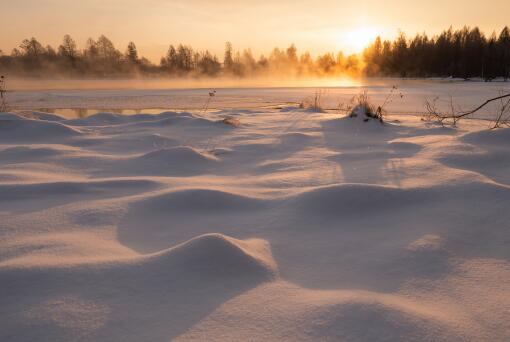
5,78,510,119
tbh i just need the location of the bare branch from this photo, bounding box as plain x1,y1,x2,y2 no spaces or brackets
423,93,510,128
455,93,510,119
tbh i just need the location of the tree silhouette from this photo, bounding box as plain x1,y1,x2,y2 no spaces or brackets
1,27,509,79
126,42,139,64
363,26,510,80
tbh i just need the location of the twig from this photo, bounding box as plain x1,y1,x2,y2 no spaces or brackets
201,90,216,113
493,96,510,129
424,92,510,128
455,93,510,119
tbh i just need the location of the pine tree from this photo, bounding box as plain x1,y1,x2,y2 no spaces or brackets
126,42,139,64
498,27,510,80
224,42,234,71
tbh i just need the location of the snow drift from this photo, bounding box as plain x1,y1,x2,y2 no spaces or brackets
1,103,510,341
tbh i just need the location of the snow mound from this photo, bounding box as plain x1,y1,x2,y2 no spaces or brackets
462,127,510,146
288,184,418,217
289,181,510,218
279,106,302,112
0,118,82,142
0,146,68,162
321,116,402,147
66,112,130,126
0,234,277,341
118,189,268,252
66,111,193,126
137,146,217,164
158,111,191,118
388,141,423,155
145,233,278,278
135,188,265,212
22,111,66,122
406,234,444,252
176,282,467,341
0,112,28,120
279,132,316,146
307,298,462,341
0,179,159,202
136,114,219,128
129,146,218,175
440,128,510,184
72,133,178,153
399,234,451,277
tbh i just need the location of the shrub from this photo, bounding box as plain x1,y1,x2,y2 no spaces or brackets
299,89,326,112
348,91,383,123
345,86,402,123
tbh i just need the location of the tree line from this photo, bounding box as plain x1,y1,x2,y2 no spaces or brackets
0,35,361,78
1,26,509,80
363,26,510,80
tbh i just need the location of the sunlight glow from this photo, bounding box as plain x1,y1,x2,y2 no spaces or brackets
343,27,379,53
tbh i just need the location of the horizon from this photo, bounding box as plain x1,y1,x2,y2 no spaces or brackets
2,25,510,66
1,0,509,63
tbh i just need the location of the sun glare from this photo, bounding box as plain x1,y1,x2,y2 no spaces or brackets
343,27,379,53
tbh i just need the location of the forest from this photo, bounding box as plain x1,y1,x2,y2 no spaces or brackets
0,35,361,78
363,26,510,80
0,26,509,80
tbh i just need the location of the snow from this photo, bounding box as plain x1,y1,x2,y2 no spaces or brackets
1,84,510,341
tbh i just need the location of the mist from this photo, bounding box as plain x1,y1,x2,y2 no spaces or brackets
0,35,363,84
2,26,509,91
6,76,364,92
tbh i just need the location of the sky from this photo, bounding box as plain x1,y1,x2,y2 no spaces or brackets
1,0,509,62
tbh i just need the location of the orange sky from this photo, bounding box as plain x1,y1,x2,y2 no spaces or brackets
1,0,509,62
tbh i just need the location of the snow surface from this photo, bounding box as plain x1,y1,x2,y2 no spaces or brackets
1,92,510,341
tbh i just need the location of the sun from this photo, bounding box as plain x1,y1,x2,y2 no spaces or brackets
343,27,379,53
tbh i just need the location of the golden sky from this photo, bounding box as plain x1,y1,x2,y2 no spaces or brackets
1,0,509,62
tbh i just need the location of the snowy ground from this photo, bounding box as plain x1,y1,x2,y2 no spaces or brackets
1,82,510,341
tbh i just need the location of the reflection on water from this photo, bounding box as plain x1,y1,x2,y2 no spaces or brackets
35,108,170,119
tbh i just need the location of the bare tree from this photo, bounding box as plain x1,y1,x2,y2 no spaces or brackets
58,34,78,60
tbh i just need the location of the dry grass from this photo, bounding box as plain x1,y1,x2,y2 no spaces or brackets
299,89,326,112
340,86,402,124
349,91,383,122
